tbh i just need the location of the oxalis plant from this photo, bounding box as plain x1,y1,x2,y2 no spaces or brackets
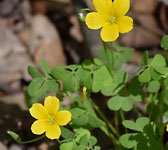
7,0,168,149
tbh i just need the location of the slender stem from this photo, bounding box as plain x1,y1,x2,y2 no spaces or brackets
120,110,128,133
114,112,119,135
89,99,118,148
57,139,61,144
66,91,75,102
100,125,118,147
102,41,113,77
66,92,119,147
133,105,142,117
159,83,165,149
110,42,115,71
149,92,158,120
18,134,45,144
89,98,119,138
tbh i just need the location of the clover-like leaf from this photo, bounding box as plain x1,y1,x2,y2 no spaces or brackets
122,117,150,132
138,68,151,83
151,54,166,67
161,35,168,50
146,80,160,93
108,96,133,112
92,66,113,93
119,133,138,148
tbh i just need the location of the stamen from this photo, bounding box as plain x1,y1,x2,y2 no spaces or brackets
48,114,56,125
108,16,116,24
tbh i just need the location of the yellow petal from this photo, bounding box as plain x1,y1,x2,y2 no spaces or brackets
113,0,130,17
86,12,108,29
100,24,119,42
93,0,113,15
44,96,59,114
56,110,71,126
46,124,61,139
117,16,133,33
167,125,168,132
29,103,48,119
31,120,47,135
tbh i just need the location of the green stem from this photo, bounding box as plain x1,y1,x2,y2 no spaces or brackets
102,41,113,77
110,42,115,71
89,98,119,138
90,101,118,148
133,105,142,117
114,112,119,135
18,134,45,144
149,92,158,120
120,110,128,133
66,91,75,102
100,125,118,147
159,83,165,148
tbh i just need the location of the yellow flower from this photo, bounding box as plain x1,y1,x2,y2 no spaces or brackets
85,0,133,42
29,96,71,140
167,125,168,132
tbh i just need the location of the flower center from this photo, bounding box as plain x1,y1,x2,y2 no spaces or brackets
108,16,116,24
48,114,56,125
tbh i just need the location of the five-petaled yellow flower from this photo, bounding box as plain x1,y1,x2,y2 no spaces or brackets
29,96,71,140
86,0,133,42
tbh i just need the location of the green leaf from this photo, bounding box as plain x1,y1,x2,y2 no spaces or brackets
99,48,113,67
66,65,80,71
101,70,128,96
60,141,77,150
76,145,86,150
128,77,144,102
51,67,75,92
72,113,88,126
89,136,97,147
46,80,59,93
75,128,91,143
111,43,134,69
138,68,151,83
7,131,21,143
112,42,134,52
92,66,113,93
94,146,101,150
122,117,150,132
24,90,37,108
40,60,51,77
119,133,138,148
150,67,161,80
79,134,89,146
82,59,95,70
108,96,133,112
28,78,46,99
151,54,166,67
71,107,86,119
122,120,137,131
146,81,160,93
88,113,104,128
61,127,74,139
161,35,168,50
141,51,148,66
28,66,43,78
76,68,92,90
153,66,168,76
93,58,104,66
27,78,58,99
115,49,133,69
